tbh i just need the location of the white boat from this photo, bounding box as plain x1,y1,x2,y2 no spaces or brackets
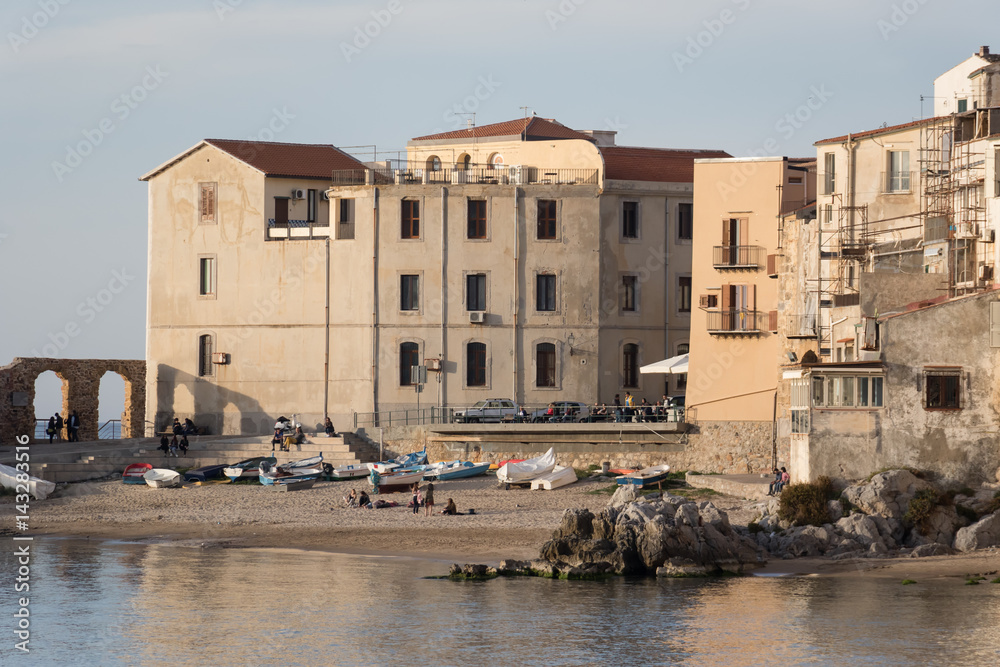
329,464,371,481
0,462,56,500
372,468,425,492
496,447,556,484
259,458,323,486
143,468,181,488
530,465,578,490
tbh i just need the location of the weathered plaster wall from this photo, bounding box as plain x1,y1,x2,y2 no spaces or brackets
0,357,145,444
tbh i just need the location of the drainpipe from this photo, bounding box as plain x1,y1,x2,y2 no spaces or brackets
441,186,447,410
372,187,380,417
324,238,330,419
513,187,520,404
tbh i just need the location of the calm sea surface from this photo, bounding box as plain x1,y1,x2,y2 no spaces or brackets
2,538,999,666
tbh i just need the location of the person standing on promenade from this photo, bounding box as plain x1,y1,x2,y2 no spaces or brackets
67,411,80,441
54,412,64,442
424,482,435,516
46,415,57,443
411,482,421,514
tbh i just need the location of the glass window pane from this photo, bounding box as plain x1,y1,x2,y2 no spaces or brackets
827,377,838,406
857,376,869,407
871,377,883,407
812,377,824,407
841,377,854,407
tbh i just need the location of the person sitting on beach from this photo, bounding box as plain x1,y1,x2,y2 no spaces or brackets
345,489,358,507
158,435,170,455
358,490,371,508
324,417,336,437
183,418,197,435
442,498,458,515
179,435,189,456
767,468,781,496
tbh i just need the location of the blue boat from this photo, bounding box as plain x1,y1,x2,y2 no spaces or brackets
259,455,323,486
183,464,229,483
428,461,492,481
223,456,277,482
615,464,671,488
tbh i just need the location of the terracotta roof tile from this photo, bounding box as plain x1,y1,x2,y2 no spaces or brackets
411,117,595,142
601,146,732,183
204,139,366,179
815,117,948,146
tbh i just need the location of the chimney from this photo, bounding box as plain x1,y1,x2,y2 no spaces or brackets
979,45,990,57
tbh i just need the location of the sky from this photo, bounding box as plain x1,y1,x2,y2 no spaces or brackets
2,0,998,421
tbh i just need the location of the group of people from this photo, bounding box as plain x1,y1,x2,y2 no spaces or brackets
171,417,198,436
343,482,459,515
271,416,305,451
589,393,682,424
158,433,189,457
768,467,790,496
44,411,81,443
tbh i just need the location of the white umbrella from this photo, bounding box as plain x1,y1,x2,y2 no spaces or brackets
639,353,688,375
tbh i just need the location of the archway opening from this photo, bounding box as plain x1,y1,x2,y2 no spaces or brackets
33,370,67,441
99,371,126,439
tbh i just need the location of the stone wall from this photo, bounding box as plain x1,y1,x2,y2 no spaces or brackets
0,357,146,444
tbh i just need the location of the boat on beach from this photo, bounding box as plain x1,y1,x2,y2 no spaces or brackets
428,461,492,481
183,464,229,483
495,448,556,484
0,462,57,500
259,454,324,485
327,464,371,481
143,468,181,488
122,463,153,485
372,468,425,493
223,456,277,482
367,449,428,474
615,464,671,488
530,465,578,490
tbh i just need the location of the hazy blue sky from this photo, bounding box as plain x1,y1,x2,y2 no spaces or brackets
2,0,998,420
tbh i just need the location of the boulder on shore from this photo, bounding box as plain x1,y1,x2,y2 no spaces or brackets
953,512,1000,552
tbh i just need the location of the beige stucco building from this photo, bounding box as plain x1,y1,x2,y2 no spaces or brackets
140,120,728,434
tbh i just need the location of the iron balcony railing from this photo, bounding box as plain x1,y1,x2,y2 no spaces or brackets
880,170,914,194
712,245,764,269
330,165,600,187
706,309,766,333
353,407,455,429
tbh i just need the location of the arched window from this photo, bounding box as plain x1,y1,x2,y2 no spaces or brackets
623,343,639,388
458,154,472,170
426,156,441,171
467,342,486,387
536,343,556,387
488,152,504,168
677,343,689,355
198,334,214,377
400,342,419,386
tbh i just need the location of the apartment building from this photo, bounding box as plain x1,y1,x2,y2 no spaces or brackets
140,119,728,434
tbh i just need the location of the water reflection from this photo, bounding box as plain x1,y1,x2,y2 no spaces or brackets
1,539,998,666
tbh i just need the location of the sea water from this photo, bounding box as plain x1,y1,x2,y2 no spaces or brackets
1,538,999,666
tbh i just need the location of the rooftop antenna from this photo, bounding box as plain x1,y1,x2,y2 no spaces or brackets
520,106,532,140
454,112,477,165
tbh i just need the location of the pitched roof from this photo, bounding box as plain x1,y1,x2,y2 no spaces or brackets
601,146,732,183
815,117,947,146
411,117,595,142
140,139,366,181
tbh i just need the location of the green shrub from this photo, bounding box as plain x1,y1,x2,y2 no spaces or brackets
965,578,981,586
990,577,1000,584
901,579,917,585
957,486,975,497
778,479,835,527
904,489,943,535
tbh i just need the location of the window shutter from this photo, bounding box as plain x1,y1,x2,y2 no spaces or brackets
699,294,711,309
991,302,1000,348
721,284,731,310
721,220,731,247
751,284,757,312
768,310,778,332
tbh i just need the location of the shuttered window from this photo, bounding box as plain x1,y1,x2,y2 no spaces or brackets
199,183,217,224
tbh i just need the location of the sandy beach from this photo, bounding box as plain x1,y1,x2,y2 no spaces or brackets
10,475,1000,579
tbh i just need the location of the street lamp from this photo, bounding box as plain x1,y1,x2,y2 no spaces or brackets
567,333,576,356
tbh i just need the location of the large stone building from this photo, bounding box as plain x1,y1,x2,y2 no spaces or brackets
140,120,728,434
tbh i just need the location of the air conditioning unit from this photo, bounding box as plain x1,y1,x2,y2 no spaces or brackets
955,222,977,239
982,227,995,243
469,311,485,324
424,358,441,371
212,352,228,365
291,188,306,200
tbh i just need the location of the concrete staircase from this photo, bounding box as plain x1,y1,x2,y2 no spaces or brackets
28,433,377,483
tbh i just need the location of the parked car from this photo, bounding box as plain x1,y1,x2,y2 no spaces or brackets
530,401,589,423
454,399,518,423
667,396,685,408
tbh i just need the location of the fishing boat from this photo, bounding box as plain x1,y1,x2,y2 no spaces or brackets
496,448,556,484
428,461,492,481
183,464,229,483
372,468,425,493
0,462,56,500
122,463,153,485
327,464,371,481
367,449,429,474
259,455,324,486
615,464,671,488
223,456,277,482
530,465,578,490
143,468,181,488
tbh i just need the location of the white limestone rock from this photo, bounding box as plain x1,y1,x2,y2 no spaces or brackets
842,469,934,521
954,512,1000,552
608,484,639,508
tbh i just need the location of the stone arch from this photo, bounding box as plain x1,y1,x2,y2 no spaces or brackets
0,357,145,444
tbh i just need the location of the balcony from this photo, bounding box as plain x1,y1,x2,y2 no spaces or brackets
330,164,600,187
713,245,764,269
786,314,818,338
706,309,766,334
267,219,330,240
880,171,914,194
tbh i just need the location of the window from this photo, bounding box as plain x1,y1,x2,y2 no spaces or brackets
537,200,557,240
887,151,910,192
468,199,487,239
307,189,317,222
822,204,833,226
198,257,216,297
400,342,419,386
676,343,689,390
958,98,968,113
338,198,355,240
677,203,693,240
621,275,637,312
678,276,692,313
811,374,884,408
719,218,748,265
199,182,217,224
994,149,1000,197
198,334,214,377
824,153,836,194
536,343,556,387
622,201,639,239
536,274,556,312
925,370,961,409
274,197,289,227
790,377,810,434
789,176,803,184
623,343,639,388
427,156,441,171
467,342,486,387
400,275,419,311
466,274,486,311
402,199,420,239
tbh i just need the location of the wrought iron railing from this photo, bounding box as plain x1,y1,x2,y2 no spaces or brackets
706,309,766,333
712,245,764,268
330,165,600,187
353,407,455,429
